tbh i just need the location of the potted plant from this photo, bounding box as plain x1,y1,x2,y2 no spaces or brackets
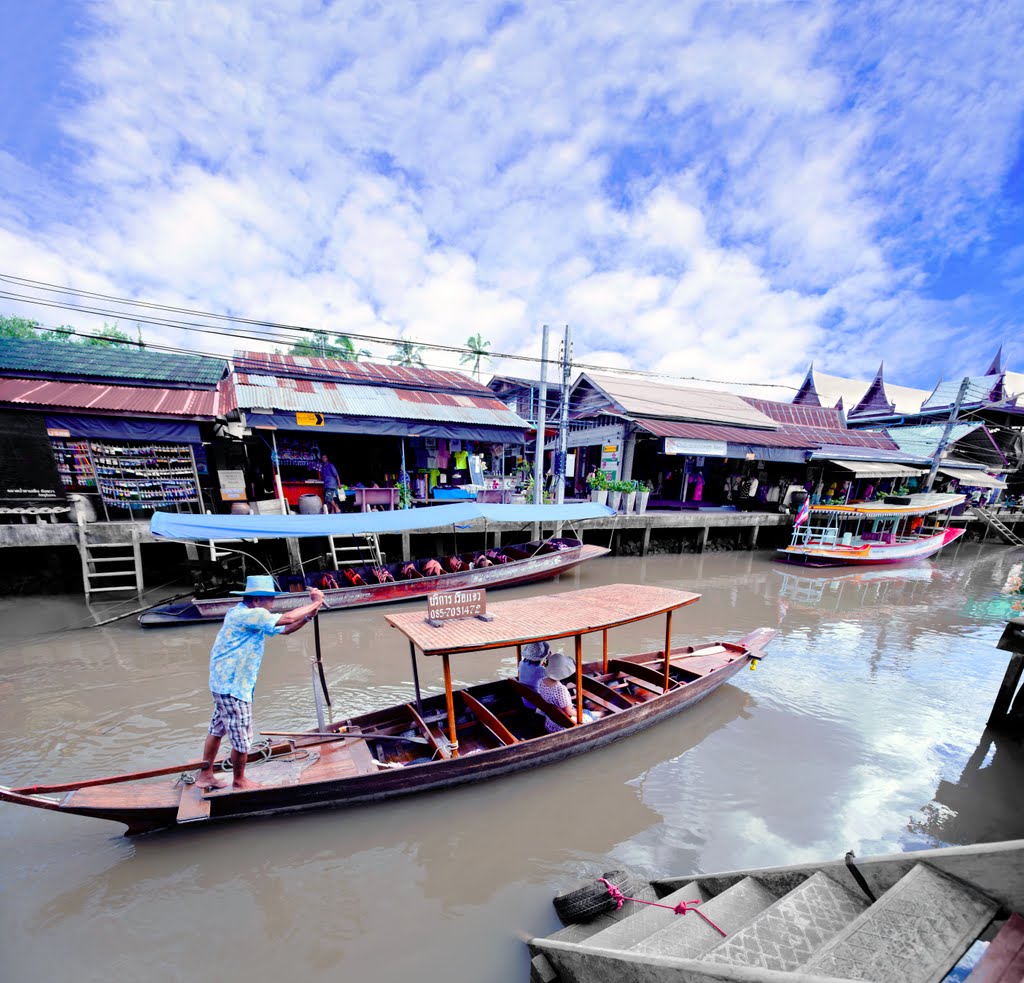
636,480,652,514
622,480,637,513
606,479,623,512
587,471,608,507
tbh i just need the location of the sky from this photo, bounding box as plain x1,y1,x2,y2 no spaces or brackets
0,0,1022,393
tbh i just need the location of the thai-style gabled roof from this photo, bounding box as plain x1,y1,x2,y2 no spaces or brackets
848,364,894,419
985,346,1004,376
790,364,929,417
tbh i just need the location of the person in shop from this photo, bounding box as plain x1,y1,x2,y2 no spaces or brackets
195,576,325,791
320,453,344,513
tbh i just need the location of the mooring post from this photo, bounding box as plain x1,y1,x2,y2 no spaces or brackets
749,524,760,550
401,531,411,562
641,525,652,557
698,525,709,553
989,618,1024,731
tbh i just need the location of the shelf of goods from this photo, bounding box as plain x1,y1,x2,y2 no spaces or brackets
51,437,97,491
88,441,201,510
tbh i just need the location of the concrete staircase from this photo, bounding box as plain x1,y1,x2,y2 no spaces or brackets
531,857,1002,983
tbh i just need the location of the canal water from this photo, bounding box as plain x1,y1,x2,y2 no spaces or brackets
2,542,1023,982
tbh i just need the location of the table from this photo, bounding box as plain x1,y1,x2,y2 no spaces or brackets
351,487,399,512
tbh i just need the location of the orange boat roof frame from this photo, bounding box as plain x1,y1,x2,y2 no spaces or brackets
386,583,701,656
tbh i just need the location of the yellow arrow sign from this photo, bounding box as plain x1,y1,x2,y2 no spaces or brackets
296,412,324,427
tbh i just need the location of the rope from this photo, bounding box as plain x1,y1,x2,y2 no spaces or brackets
597,878,727,938
174,772,196,787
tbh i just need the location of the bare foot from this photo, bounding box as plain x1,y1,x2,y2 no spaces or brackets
195,771,227,790
232,777,262,792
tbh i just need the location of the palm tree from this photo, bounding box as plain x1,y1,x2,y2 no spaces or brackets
290,331,370,360
388,339,426,368
460,333,492,380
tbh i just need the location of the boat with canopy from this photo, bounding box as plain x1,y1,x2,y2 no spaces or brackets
140,502,613,626
0,583,774,835
776,493,967,567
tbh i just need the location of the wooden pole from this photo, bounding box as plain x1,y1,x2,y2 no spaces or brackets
602,629,609,672
442,653,459,756
575,634,584,725
663,609,674,693
516,644,522,666
409,641,424,716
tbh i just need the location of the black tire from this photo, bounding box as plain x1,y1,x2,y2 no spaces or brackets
883,495,912,505
552,868,639,924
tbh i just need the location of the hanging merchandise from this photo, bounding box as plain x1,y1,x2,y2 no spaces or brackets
90,440,201,510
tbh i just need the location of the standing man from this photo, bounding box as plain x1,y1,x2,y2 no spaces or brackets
195,575,325,791
320,452,343,513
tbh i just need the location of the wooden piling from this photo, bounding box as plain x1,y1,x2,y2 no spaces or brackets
989,618,1024,732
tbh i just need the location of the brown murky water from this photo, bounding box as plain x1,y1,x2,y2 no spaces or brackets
2,542,1024,982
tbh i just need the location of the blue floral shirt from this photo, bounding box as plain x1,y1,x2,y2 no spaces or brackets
209,603,286,702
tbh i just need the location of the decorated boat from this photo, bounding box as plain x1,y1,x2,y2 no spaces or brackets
776,493,967,568
0,584,774,835
140,502,612,627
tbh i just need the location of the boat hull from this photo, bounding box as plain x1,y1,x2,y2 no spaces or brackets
140,541,609,627
5,638,768,835
776,527,965,568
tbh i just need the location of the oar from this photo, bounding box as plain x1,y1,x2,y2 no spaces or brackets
313,612,331,706
261,729,431,746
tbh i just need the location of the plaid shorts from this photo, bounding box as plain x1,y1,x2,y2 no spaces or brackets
209,692,253,753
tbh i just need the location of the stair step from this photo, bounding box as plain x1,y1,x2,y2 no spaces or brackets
805,863,998,983
632,876,778,960
581,881,709,950
85,571,140,579
701,870,869,972
546,883,659,944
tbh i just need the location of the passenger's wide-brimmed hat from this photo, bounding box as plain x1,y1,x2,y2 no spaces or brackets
544,652,576,680
521,640,550,663
230,575,285,597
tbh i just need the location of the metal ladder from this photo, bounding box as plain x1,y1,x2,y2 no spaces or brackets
328,534,384,568
78,517,144,597
974,506,1024,547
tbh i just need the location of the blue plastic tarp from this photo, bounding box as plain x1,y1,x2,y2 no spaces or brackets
150,502,615,540
45,414,201,444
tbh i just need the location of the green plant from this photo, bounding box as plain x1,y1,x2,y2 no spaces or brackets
587,471,608,491
459,333,492,381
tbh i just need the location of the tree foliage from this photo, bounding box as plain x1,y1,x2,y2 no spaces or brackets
0,314,141,347
0,315,43,339
459,333,492,380
289,331,370,360
388,339,427,368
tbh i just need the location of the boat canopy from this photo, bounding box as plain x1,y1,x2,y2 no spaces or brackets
386,584,700,656
809,492,965,518
150,502,615,541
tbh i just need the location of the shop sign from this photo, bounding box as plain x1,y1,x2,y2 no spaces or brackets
600,442,620,480
296,412,325,427
427,589,486,623
46,428,71,438
664,438,728,457
218,469,248,502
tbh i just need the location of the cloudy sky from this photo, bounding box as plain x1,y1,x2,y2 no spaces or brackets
1,0,1022,390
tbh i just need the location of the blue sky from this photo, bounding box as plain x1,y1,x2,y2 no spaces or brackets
0,1,1021,392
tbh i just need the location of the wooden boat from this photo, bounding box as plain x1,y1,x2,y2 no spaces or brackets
141,501,614,627
529,839,1024,983
139,536,608,627
777,493,966,568
1,584,774,836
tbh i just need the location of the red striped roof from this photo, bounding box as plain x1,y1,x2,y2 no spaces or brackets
0,378,219,417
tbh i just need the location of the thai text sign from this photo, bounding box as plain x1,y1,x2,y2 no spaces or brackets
296,412,325,427
427,589,486,622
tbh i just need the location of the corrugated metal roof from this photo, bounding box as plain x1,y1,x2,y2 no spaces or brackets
921,375,1004,410
635,417,900,451
742,398,846,430
578,372,780,428
0,338,226,386
227,373,529,428
233,351,490,395
884,423,982,458
0,378,219,417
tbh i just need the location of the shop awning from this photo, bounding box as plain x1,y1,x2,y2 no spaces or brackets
825,460,926,479
246,411,524,444
44,414,202,444
937,467,1006,489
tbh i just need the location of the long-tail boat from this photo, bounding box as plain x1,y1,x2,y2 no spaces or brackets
0,584,774,836
140,502,612,627
776,493,966,567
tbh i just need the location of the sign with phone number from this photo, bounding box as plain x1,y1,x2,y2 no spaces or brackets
427,589,486,622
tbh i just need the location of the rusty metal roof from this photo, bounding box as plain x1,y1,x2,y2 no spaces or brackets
386,584,700,655
635,417,899,451
226,371,529,428
233,351,492,395
0,378,219,417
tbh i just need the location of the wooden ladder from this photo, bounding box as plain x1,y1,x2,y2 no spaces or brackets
328,534,384,568
975,507,1024,547
78,517,144,597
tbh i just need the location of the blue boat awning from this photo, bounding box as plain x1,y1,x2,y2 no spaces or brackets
151,502,614,540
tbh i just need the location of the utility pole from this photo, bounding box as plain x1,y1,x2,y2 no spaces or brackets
923,376,972,492
532,325,549,505
555,325,572,504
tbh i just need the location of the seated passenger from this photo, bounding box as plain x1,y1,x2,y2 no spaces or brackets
422,559,443,577
400,562,424,579
536,652,594,731
518,641,549,706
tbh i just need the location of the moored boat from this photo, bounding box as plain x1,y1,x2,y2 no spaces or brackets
1,584,774,836
140,501,613,627
777,492,967,568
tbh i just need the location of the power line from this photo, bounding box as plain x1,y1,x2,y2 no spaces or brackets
0,273,799,392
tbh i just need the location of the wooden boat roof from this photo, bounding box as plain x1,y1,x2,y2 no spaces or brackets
810,492,965,518
386,583,700,655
